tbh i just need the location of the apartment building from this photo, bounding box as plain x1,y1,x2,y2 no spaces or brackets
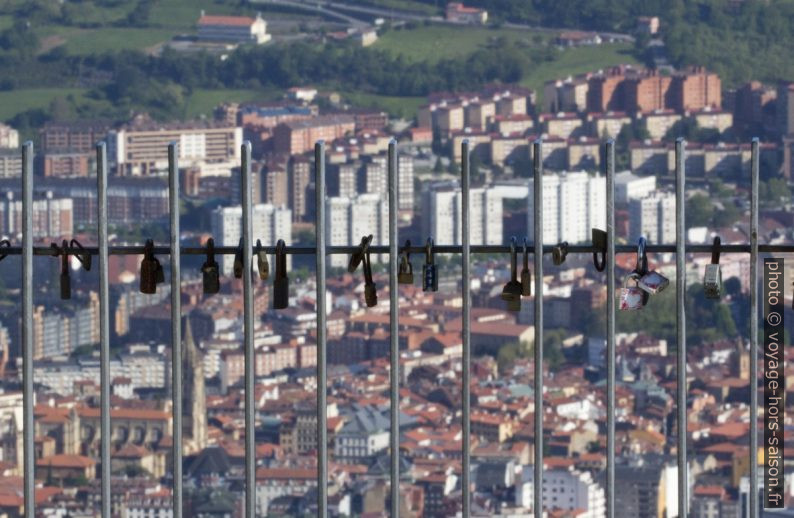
108,116,243,176
0,191,73,239
288,155,311,222
688,107,733,132
539,112,585,139
527,171,606,244
272,115,355,155
237,104,315,128
210,204,292,275
421,181,503,246
629,192,676,243
263,165,289,207
615,171,657,204
0,149,21,178
464,100,496,130
516,466,606,518
445,2,488,24
325,193,388,268
637,110,681,140
40,120,111,154
567,137,600,169
588,111,631,138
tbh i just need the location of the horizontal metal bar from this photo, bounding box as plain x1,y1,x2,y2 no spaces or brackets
1,243,791,256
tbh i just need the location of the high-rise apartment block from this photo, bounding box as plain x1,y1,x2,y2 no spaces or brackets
629,192,676,243
326,194,388,268
1,191,73,239
527,171,606,244
421,182,503,246
211,204,292,275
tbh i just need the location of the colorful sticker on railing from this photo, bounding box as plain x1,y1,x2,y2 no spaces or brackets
763,258,784,509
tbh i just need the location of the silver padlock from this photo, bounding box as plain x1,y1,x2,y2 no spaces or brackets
638,270,669,295
704,236,722,300
620,273,646,311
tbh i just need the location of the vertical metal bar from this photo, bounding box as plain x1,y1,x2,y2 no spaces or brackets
533,138,544,516
96,142,111,518
21,142,34,518
315,141,328,518
388,139,400,518
168,143,183,518
605,139,616,518
241,141,256,518
461,140,471,518
675,138,687,518
749,138,759,518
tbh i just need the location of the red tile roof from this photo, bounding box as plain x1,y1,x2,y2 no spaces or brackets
198,15,256,27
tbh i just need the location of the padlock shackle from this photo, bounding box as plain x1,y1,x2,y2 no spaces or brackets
400,239,412,274
60,239,69,274
275,239,287,279
69,239,91,271
635,236,648,275
522,237,529,271
205,238,216,263
711,236,721,265
425,237,434,265
509,237,518,282
0,239,9,261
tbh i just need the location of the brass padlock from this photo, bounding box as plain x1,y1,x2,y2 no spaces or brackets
520,237,531,297
363,249,378,308
233,238,244,279
202,238,220,295
704,236,722,300
620,273,645,311
273,239,289,309
552,241,569,266
398,240,413,285
256,239,269,281
501,237,522,312
422,237,438,292
140,239,158,295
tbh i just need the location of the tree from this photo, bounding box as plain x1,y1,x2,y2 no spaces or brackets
686,194,714,228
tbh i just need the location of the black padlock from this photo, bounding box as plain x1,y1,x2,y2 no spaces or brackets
273,239,289,310
398,240,413,285
202,238,220,295
592,228,607,272
140,240,157,295
501,237,522,312
0,239,9,262
256,239,269,281
233,237,244,279
54,240,71,300
154,257,165,285
422,237,437,292
521,237,531,297
348,235,372,273
363,249,378,308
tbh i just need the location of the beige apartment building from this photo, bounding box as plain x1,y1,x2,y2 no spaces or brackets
638,110,682,140
540,112,584,139
109,117,243,176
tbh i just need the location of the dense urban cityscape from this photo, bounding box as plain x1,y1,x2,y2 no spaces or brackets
0,1,792,517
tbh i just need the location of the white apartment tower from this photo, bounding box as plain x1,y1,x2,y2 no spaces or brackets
326,194,389,268
211,204,292,275
527,171,605,244
629,192,676,244
421,182,503,245
516,466,606,518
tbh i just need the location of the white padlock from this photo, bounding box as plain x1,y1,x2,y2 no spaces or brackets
638,270,670,295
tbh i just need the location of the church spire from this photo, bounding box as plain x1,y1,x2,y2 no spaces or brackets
183,314,207,452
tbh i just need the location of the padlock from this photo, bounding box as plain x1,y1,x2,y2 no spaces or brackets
140,258,157,295
140,240,158,294
348,235,372,273
273,239,289,310
233,238,244,279
501,237,522,311
53,240,72,300
520,237,531,296
154,258,165,285
422,237,438,292
592,228,607,272
704,236,722,300
552,242,569,266
398,240,414,284
620,274,645,311
202,238,220,295
364,281,378,307
256,239,269,281
637,270,669,295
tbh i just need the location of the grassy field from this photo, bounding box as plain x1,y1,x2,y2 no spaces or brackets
522,43,641,104
38,26,178,54
374,25,547,63
0,88,89,120
342,91,425,119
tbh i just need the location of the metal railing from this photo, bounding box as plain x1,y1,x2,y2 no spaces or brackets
3,136,772,517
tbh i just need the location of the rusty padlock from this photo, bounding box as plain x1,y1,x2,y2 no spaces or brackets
398,240,414,285
256,239,269,281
